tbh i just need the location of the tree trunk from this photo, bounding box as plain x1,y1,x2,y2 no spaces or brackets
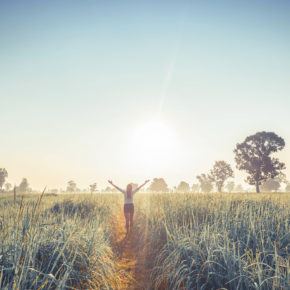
256,181,260,193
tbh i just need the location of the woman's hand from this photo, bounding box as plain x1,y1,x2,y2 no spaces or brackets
145,179,150,184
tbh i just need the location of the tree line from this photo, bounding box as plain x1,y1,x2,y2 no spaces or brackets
1,131,289,194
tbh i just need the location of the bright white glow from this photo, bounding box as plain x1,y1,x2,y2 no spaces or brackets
126,119,180,173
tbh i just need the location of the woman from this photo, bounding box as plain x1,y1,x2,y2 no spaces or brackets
108,179,149,234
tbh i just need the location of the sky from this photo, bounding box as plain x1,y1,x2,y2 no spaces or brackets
0,0,290,191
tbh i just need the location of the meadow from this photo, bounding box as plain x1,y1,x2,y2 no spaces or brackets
0,192,289,289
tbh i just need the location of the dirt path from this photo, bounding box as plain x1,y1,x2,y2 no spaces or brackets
113,210,149,289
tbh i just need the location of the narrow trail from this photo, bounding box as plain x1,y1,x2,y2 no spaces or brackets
113,210,149,290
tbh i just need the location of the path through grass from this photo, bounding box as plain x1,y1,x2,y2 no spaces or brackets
112,209,149,289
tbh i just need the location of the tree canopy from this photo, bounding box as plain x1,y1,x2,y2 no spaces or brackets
234,131,285,193
89,183,97,193
208,161,234,192
149,178,169,192
196,174,213,193
177,181,190,193
67,180,77,192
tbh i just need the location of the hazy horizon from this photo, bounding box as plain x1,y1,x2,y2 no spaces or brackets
1,0,290,190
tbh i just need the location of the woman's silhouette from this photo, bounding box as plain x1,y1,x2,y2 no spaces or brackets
108,180,149,234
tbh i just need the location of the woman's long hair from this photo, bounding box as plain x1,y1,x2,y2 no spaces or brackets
126,184,132,199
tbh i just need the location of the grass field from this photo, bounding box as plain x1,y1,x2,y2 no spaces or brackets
0,192,289,289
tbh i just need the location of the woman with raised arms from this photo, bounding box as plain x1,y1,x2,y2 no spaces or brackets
108,179,150,234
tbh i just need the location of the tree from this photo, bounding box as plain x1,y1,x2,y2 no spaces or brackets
208,161,234,192
260,178,281,192
18,178,29,193
0,168,8,190
103,186,117,193
177,181,190,193
89,183,97,194
192,183,200,193
225,181,235,193
66,180,77,192
149,178,169,192
234,132,286,193
104,186,112,192
4,183,12,192
196,174,213,193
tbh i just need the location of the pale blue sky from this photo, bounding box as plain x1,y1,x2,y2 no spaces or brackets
0,0,290,190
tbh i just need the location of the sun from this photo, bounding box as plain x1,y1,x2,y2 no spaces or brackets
126,118,180,172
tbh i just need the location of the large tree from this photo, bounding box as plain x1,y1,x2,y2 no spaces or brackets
234,131,285,193
0,168,8,190
208,161,234,192
196,174,213,193
149,178,169,192
177,181,190,193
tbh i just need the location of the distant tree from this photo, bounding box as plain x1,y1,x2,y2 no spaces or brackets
104,186,112,192
66,180,77,192
177,181,190,193
192,183,200,193
234,131,285,193
0,168,8,190
235,184,244,192
89,183,97,194
285,183,290,192
130,183,138,191
4,183,12,192
260,178,281,192
208,161,234,192
196,174,213,193
18,178,29,193
225,181,235,193
149,178,169,192
103,186,117,193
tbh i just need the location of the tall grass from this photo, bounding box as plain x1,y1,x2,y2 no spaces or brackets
133,193,290,289
0,193,123,289
0,192,288,289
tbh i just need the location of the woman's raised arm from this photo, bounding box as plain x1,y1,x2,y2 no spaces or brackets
108,180,124,193
133,179,150,193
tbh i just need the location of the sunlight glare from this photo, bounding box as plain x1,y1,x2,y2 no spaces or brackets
127,119,180,172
